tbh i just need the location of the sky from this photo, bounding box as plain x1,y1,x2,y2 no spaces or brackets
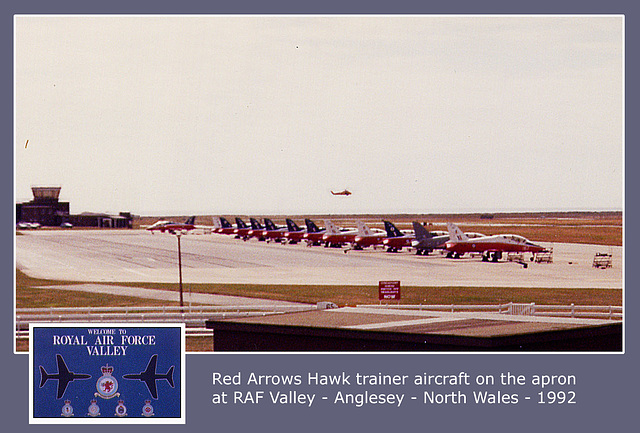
14,15,623,216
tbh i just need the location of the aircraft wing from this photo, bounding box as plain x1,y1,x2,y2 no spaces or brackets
141,377,159,399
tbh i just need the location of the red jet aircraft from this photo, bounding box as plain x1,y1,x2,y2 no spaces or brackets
381,221,415,252
146,216,197,234
351,221,387,250
261,218,288,243
246,218,266,241
322,220,360,247
444,222,547,262
233,217,252,240
283,219,306,244
212,217,236,235
302,219,326,246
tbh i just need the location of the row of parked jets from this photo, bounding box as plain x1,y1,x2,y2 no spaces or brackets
146,216,548,263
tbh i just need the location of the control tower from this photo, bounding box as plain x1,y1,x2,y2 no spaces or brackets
16,186,70,226
31,186,62,202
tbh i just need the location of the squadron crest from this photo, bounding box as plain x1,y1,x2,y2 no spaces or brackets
87,399,101,417
95,365,119,399
115,400,128,417
60,400,74,417
141,400,155,417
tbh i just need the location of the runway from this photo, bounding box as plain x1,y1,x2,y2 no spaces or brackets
15,229,623,289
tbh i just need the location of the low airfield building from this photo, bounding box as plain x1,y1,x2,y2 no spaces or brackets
206,306,622,352
16,186,132,228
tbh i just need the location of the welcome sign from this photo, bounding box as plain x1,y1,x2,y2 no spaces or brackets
30,323,184,424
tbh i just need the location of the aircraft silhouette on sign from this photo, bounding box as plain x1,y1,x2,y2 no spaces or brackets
123,354,175,399
39,354,92,399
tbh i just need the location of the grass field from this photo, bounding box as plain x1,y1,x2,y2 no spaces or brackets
16,279,623,310
15,281,622,352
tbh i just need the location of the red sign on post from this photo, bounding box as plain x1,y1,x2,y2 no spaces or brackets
379,280,401,301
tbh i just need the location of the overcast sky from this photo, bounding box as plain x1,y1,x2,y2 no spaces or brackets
14,15,623,216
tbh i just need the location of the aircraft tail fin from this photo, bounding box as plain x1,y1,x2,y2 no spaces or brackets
264,218,277,231
356,220,373,236
39,366,49,388
219,217,232,228
305,219,321,233
286,219,301,232
249,218,263,230
447,222,469,242
383,221,403,238
166,366,175,388
212,217,221,229
185,216,196,225
235,218,248,229
324,220,339,235
412,222,434,241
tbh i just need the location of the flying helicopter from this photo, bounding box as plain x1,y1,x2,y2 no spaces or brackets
331,189,352,196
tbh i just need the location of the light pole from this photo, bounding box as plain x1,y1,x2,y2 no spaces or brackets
176,232,183,311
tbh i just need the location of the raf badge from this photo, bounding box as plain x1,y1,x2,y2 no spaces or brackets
95,365,119,399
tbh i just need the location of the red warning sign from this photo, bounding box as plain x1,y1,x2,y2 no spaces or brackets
378,280,401,301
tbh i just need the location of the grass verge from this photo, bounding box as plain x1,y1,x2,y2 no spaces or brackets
15,268,622,353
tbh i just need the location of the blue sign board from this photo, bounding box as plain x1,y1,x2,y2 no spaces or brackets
30,324,184,423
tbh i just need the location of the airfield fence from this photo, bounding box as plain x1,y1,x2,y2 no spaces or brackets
15,304,317,338
16,302,622,340
358,302,623,320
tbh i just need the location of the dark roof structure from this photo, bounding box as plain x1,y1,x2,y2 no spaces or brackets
206,307,622,352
